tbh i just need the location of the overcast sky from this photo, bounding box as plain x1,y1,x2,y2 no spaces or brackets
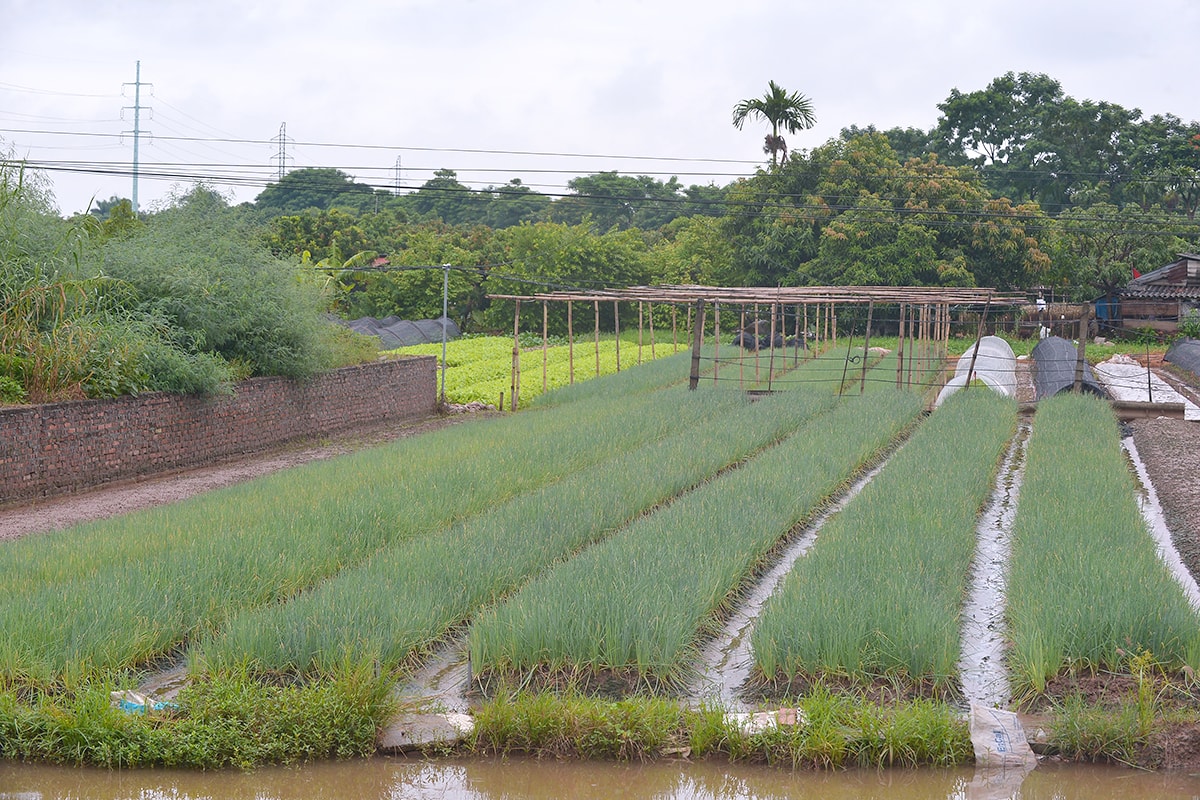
3,0,1197,216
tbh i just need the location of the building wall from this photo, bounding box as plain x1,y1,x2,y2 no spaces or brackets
0,356,437,504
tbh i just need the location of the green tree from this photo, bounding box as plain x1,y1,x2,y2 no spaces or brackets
483,179,550,228
401,169,488,225
1043,202,1184,302
254,168,377,215
266,208,370,263
87,195,131,222
732,80,817,168
335,221,500,327
101,185,349,379
481,222,652,334
98,199,142,240
649,215,733,285
549,172,687,231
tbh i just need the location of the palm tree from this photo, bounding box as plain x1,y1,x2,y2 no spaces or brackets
732,81,816,168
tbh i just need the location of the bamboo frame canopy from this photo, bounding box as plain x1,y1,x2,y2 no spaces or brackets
489,284,1027,305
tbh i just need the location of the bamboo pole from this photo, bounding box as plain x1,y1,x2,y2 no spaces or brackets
637,301,644,365
896,303,907,389
567,300,574,385
511,299,521,411
753,302,761,384
688,299,706,390
614,300,621,372
594,300,601,377
906,308,915,390
793,303,801,366
768,302,778,388
859,300,874,395
1073,303,1089,393
739,306,746,389
965,301,988,392
542,300,548,394
649,302,656,359
713,301,721,386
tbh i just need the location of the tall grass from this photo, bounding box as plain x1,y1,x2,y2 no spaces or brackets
468,389,924,685
752,389,1017,688
0,359,729,685
191,374,852,677
1006,393,1200,696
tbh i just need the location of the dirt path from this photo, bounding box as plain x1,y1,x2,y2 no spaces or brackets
0,411,492,541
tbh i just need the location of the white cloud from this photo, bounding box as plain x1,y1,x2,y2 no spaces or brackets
2,0,1197,214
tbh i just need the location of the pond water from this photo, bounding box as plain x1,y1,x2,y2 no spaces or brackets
3,759,1199,800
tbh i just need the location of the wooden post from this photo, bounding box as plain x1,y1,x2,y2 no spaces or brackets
637,301,644,365
753,302,761,384
739,306,746,389
831,303,838,348
815,303,822,356
614,300,621,372
896,303,907,389
594,300,601,377
542,300,548,394
713,301,721,386
567,300,574,385
859,300,874,395
838,322,853,396
906,308,915,390
965,295,992,392
793,303,801,366
672,305,678,352
511,300,522,411
649,302,656,359
689,298,706,390
1073,304,1089,393
768,302,778,388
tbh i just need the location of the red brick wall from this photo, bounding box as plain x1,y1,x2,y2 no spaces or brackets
0,356,436,504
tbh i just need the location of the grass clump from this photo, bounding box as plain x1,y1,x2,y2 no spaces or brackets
469,686,970,768
0,665,393,769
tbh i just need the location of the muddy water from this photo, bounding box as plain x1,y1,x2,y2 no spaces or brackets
958,422,1029,709
3,759,1199,799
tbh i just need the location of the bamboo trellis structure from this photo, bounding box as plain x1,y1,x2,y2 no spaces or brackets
490,285,1024,405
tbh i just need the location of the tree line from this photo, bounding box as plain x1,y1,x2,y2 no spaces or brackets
4,72,1198,401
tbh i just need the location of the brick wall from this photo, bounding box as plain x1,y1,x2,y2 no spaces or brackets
0,356,437,504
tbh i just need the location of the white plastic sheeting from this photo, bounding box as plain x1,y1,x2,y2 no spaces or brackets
936,336,1017,407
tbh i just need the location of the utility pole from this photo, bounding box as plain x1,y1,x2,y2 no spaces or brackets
270,123,292,180
122,61,152,214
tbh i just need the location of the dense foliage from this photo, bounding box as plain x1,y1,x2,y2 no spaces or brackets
4,71,1199,401
0,164,375,402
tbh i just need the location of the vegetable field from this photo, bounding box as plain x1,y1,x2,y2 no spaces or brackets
2,338,1199,770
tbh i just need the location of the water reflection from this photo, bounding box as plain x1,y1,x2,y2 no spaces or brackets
3,759,1200,800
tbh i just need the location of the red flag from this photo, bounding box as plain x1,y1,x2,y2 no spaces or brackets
1133,267,1141,278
